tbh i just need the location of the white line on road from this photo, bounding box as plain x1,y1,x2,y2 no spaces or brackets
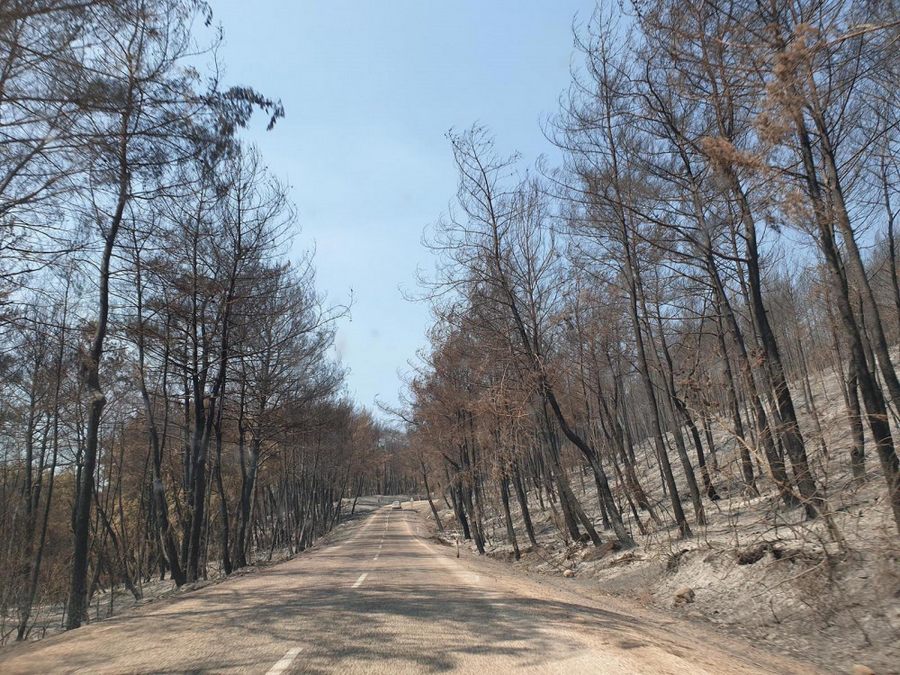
373,554,379,561
266,646,303,675
352,572,368,588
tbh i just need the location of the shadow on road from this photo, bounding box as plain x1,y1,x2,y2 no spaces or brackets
1,510,670,674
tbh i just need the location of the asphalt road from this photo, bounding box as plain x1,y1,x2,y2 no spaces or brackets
0,504,817,674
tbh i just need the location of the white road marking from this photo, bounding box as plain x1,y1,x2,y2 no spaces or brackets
266,647,303,675
352,572,369,588
373,554,379,561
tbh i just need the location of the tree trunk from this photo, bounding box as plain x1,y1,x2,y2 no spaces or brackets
499,475,520,560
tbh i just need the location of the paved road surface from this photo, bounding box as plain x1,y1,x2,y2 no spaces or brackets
0,505,817,674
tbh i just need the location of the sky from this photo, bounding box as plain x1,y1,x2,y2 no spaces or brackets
212,1,597,415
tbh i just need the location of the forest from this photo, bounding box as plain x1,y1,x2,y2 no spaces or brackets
1,0,898,669
0,0,414,642
404,0,899,656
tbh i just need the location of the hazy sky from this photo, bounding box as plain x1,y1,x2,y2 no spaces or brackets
213,1,596,414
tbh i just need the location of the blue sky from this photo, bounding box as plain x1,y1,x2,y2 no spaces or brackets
213,1,596,414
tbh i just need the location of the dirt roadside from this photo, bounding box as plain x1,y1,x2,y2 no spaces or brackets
408,499,896,675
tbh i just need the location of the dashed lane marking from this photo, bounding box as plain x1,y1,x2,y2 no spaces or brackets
352,572,368,588
266,647,303,675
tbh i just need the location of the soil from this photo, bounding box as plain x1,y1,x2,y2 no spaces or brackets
419,362,900,674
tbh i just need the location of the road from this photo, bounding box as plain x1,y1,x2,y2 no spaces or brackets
0,504,817,674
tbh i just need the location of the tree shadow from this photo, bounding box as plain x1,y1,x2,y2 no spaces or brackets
0,517,659,673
